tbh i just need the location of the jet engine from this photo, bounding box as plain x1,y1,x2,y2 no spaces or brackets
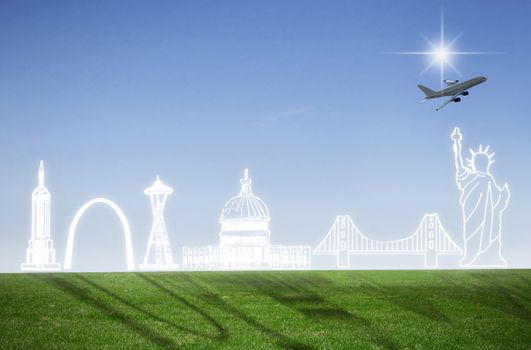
461,91,469,96
452,97,462,103
444,79,460,84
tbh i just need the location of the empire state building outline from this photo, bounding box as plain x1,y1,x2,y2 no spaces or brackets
21,161,60,271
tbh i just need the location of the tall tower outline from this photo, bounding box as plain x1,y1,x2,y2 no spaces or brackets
21,161,61,271
139,176,178,270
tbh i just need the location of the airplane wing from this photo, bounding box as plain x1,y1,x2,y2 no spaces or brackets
436,94,461,111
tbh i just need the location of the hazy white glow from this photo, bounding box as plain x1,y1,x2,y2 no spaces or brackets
64,198,135,270
451,128,509,267
21,161,61,271
434,47,448,63
139,176,178,271
313,214,462,268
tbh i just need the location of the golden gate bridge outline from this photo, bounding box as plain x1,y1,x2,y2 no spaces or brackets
313,213,463,268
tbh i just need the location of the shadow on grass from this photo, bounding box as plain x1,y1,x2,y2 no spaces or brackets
459,272,531,323
433,272,531,323
37,274,181,349
354,274,451,324
225,273,400,350
477,272,531,304
514,273,531,301
139,273,314,350
76,274,228,341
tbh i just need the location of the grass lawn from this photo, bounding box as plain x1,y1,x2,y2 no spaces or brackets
0,270,530,349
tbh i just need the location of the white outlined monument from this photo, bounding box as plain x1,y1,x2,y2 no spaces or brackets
217,168,271,268
64,198,135,271
21,161,61,271
182,169,311,270
313,213,462,268
139,176,178,271
451,127,509,267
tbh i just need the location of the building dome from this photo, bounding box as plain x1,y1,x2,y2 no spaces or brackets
219,169,270,247
220,169,270,222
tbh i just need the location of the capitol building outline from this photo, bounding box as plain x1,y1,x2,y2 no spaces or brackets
182,168,312,270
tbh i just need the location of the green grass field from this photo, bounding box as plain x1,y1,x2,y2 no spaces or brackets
1,270,530,349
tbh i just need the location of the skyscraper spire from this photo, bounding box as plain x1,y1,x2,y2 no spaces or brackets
240,168,253,195
38,160,44,187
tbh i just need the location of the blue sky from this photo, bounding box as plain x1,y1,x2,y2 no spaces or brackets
0,0,530,271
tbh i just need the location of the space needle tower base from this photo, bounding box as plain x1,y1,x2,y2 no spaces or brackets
139,176,179,271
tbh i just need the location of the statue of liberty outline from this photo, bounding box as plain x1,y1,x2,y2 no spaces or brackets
451,127,509,267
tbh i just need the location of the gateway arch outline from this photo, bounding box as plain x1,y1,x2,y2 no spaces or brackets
64,198,135,270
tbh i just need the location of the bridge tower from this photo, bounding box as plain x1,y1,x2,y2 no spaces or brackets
313,215,361,269
337,216,351,268
424,214,438,268
139,176,178,270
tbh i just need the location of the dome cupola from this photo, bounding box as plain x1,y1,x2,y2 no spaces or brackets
219,169,270,246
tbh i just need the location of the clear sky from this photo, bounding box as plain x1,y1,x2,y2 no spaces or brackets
1,0,530,271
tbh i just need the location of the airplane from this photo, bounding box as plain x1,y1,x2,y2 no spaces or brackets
417,76,487,111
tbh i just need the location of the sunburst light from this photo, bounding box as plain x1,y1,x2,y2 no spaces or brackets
390,11,498,89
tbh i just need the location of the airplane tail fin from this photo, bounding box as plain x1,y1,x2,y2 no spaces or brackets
417,84,437,99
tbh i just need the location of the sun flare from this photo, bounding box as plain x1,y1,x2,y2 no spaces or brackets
390,11,498,88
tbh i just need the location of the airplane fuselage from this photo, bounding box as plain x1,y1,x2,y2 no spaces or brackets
427,76,487,99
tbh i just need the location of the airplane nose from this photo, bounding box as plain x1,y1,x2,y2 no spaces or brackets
482,77,488,81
